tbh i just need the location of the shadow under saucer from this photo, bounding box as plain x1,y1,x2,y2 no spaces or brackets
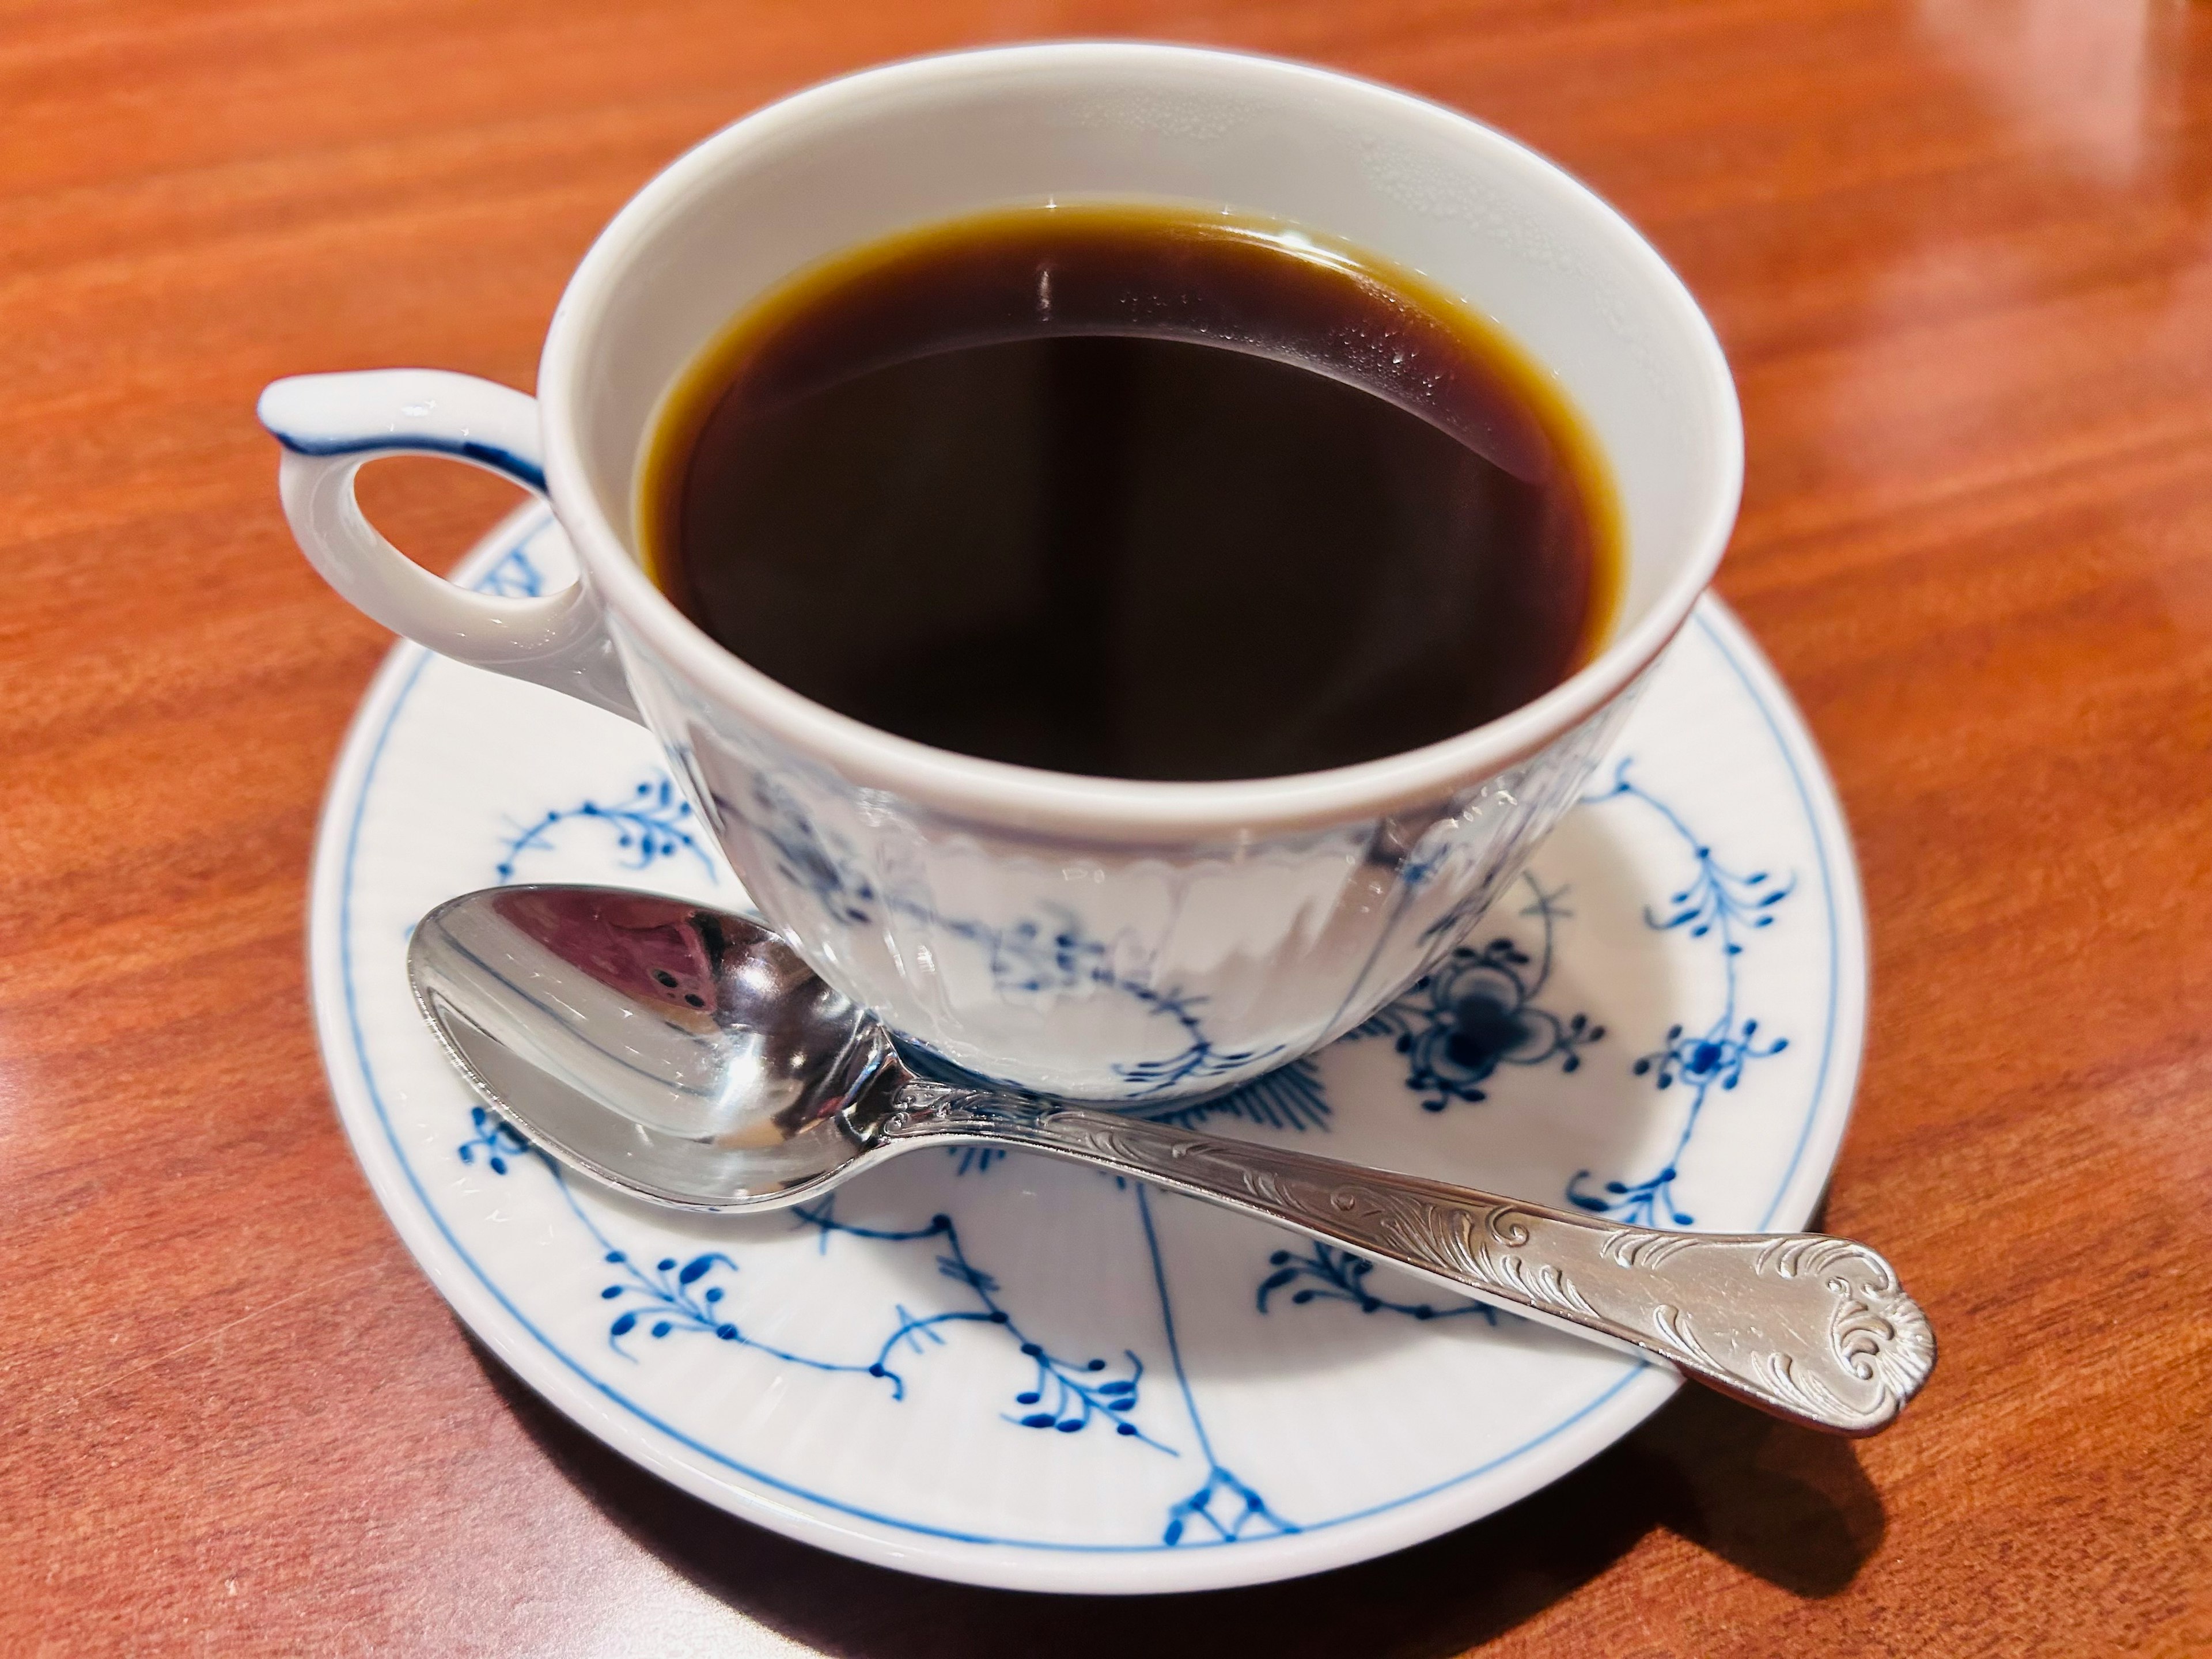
468,1330,1885,1658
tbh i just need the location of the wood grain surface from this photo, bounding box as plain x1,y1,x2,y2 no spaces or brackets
4,1,2210,1653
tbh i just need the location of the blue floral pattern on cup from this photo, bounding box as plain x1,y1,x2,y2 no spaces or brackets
721,772,1287,1097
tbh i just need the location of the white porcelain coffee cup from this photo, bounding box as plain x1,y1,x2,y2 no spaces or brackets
260,42,1741,1105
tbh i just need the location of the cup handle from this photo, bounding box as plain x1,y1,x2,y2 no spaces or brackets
258,368,641,722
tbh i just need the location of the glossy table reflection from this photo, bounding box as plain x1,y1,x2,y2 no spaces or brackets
3,2,2209,1653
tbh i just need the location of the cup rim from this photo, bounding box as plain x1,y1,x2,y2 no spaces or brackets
537,40,1743,841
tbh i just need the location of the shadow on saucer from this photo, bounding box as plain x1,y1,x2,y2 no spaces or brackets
466,1333,1885,1657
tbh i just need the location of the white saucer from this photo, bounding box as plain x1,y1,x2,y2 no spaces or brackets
309,504,1866,1595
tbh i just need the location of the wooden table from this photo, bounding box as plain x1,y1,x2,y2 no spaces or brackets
5,2,2209,1652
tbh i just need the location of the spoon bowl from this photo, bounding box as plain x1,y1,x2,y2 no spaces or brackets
411,884,899,1205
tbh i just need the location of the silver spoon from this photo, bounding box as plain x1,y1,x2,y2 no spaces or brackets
408,883,1933,1435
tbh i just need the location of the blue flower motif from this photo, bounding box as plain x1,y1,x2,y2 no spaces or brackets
494,775,717,884
1354,878,1602,1112
1566,759,1794,1227
1634,1017,1784,1096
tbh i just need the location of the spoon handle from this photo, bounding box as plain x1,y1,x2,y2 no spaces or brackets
883,1090,1934,1435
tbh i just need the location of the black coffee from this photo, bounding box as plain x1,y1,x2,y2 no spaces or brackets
641,204,1618,782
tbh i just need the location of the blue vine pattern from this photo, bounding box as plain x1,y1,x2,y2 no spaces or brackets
1256,1242,1497,1325
725,775,1283,1098
1352,876,1604,1112
1565,759,1794,1226
460,1109,885,1381
475,551,719,886
494,775,718,884
457,1107,1301,1540
1145,1055,1330,1132
473,537,703,892
1165,1466,1296,1547
1139,1187,1298,1546
792,1198,1168,1445
474,544,546,599
459,1108,1172,1445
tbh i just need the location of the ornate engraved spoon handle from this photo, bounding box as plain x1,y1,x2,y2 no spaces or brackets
882,1089,1935,1436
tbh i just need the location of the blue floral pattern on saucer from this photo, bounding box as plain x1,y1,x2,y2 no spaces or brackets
309,505,1866,1596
